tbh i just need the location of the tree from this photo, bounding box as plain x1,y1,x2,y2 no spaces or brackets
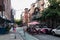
15,19,23,27
41,0,60,28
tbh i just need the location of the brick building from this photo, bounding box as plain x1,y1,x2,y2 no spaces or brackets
0,0,11,20
22,8,30,25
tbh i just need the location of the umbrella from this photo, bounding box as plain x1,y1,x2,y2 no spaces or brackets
28,21,40,25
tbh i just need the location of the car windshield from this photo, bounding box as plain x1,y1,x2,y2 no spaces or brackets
57,26,60,29
35,26,39,28
43,26,47,28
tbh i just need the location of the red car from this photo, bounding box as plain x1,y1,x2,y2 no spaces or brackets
40,26,52,34
34,25,41,34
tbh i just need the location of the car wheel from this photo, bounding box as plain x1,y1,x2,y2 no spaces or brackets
45,29,48,34
38,30,41,34
52,31,55,36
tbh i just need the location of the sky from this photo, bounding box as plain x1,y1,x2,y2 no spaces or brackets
11,0,36,20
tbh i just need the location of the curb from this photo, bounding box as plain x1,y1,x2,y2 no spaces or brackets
24,32,39,40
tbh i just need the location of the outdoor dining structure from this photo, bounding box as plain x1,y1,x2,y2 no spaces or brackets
0,17,12,34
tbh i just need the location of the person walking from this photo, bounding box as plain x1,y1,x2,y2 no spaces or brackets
13,24,17,39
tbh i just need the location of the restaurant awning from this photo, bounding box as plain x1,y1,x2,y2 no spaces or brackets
5,19,12,23
28,21,40,25
0,17,12,23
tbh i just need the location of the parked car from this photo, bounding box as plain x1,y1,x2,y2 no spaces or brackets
40,26,52,34
52,26,60,35
27,21,40,34
26,25,37,34
34,25,41,34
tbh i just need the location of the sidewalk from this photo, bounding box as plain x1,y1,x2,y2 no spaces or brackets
0,32,23,40
6,27,39,40
16,27,39,40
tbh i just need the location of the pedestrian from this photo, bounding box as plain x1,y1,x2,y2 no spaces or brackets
13,24,17,39
13,26,16,33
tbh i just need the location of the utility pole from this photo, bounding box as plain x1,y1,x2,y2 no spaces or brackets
11,9,15,23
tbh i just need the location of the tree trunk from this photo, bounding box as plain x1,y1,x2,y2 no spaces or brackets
50,18,53,28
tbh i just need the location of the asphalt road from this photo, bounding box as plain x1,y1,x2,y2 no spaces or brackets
33,34,60,40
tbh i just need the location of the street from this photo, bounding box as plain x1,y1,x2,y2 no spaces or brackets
0,27,60,40
33,34,60,40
